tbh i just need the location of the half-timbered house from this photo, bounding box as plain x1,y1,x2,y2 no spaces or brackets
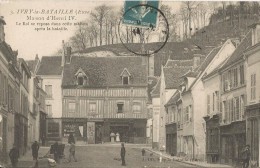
61,55,148,144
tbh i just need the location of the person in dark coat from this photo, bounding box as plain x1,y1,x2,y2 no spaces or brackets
52,141,60,163
142,148,146,161
242,144,251,168
120,143,126,166
9,144,19,168
31,141,40,160
68,133,75,144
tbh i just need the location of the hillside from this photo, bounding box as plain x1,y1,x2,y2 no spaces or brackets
70,14,257,76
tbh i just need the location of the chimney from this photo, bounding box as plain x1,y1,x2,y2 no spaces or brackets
65,46,72,64
61,40,65,66
250,23,260,46
0,16,6,43
35,54,39,61
193,54,201,70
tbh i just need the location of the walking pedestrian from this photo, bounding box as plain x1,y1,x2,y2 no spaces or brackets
142,148,146,161
68,133,75,144
9,144,19,168
52,141,60,164
241,144,251,168
68,142,77,162
120,143,126,166
31,141,40,160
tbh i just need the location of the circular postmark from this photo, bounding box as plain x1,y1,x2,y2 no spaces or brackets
118,3,169,56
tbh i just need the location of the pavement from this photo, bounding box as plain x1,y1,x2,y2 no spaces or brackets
144,148,233,168
2,144,234,168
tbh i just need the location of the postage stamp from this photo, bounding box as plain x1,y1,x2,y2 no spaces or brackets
123,0,159,28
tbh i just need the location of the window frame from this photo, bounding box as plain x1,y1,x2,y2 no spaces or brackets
117,102,124,113
45,85,53,98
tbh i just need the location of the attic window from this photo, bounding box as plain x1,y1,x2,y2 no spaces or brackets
78,76,84,85
121,68,131,85
123,77,129,85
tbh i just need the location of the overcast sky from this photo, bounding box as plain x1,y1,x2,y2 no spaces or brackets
0,0,182,60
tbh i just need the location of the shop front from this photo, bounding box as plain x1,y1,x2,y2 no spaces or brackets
220,121,246,166
103,119,146,144
246,103,260,167
62,118,104,144
166,123,177,156
203,114,220,163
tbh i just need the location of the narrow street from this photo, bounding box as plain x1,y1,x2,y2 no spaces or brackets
16,144,197,168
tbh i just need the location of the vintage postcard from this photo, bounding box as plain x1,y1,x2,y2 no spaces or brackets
0,0,259,168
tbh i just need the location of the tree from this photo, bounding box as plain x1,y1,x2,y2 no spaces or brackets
90,5,111,46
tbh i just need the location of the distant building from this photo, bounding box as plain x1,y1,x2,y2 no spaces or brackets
26,56,47,145
36,54,63,142
179,39,235,161
245,23,260,167
217,32,251,165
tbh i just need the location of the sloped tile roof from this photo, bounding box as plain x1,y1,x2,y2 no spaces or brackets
165,59,193,67
182,70,199,78
62,56,147,88
164,66,192,89
26,60,38,73
220,30,252,70
165,91,180,106
195,46,222,72
36,56,63,75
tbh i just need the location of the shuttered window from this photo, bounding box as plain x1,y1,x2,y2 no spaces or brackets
250,74,256,100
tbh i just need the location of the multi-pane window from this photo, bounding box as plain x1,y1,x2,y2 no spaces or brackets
47,122,59,138
46,104,52,116
185,106,189,122
45,85,52,98
251,74,256,100
207,95,210,114
117,102,124,113
222,64,245,92
68,102,76,113
89,102,96,114
133,102,141,113
234,97,240,120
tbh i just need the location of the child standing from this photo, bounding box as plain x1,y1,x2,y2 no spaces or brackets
69,142,77,162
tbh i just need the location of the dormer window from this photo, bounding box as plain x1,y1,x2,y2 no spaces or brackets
78,75,84,85
120,68,131,85
75,68,87,86
123,77,129,85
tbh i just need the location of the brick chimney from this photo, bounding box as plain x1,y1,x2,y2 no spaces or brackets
0,16,6,43
65,46,72,64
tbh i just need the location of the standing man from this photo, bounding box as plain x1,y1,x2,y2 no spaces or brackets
9,144,19,168
31,141,40,160
241,144,251,168
52,141,60,164
68,142,77,162
120,143,126,166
